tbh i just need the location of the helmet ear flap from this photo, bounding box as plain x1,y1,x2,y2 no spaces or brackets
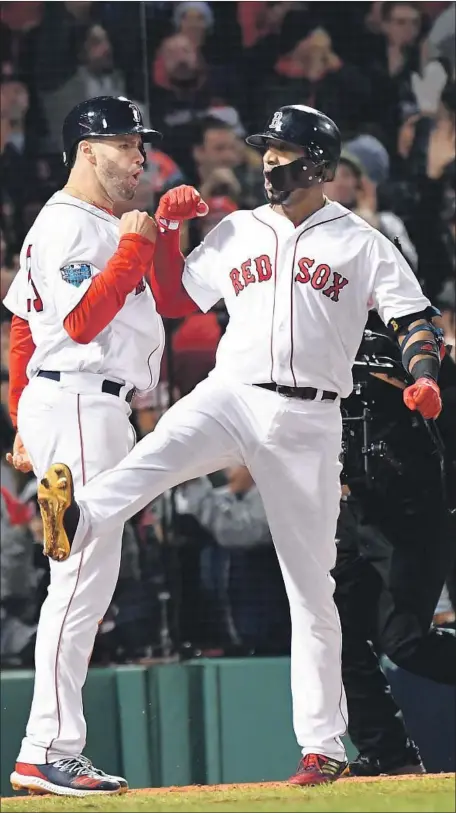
65,144,78,170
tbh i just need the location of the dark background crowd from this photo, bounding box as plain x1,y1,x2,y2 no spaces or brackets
1,1,455,667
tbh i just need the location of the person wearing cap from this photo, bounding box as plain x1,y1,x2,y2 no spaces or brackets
4,96,163,796
325,134,418,271
173,1,214,51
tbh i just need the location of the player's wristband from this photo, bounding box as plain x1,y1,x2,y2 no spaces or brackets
157,217,180,232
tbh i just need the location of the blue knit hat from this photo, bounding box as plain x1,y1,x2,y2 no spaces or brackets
343,135,390,185
173,2,214,30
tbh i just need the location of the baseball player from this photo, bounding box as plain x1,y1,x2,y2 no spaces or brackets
37,105,444,786
4,96,163,797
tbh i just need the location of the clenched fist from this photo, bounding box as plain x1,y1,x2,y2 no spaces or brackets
156,185,209,229
119,210,157,244
403,377,442,420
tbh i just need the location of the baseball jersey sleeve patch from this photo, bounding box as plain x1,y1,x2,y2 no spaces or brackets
60,262,93,287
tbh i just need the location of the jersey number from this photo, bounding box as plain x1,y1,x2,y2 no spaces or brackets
26,245,44,313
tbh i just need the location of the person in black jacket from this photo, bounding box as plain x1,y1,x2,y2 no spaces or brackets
334,313,456,776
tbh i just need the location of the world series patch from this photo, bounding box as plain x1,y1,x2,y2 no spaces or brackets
60,262,93,287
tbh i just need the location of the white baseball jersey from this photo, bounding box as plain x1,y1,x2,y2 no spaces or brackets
4,191,164,391
183,200,430,398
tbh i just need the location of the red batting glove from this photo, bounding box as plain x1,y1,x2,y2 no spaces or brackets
403,377,442,420
155,185,208,231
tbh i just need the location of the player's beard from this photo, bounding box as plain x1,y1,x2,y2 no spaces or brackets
100,157,136,202
265,186,292,205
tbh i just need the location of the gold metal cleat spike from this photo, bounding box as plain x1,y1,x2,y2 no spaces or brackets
37,463,74,562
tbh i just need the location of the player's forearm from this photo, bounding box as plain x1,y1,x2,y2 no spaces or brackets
148,228,198,319
64,234,155,344
9,315,35,428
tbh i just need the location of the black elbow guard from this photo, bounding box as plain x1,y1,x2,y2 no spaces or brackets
389,308,444,383
401,340,440,381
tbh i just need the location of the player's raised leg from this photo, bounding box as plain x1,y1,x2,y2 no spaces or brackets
249,396,348,785
38,379,244,561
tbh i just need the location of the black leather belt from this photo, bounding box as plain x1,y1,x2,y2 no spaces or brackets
37,370,135,404
255,382,338,402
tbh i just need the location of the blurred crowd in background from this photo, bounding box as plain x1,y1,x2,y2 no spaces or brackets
1,1,455,667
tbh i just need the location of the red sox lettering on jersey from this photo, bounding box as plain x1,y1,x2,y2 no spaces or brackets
181,199,430,398
229,255,349,302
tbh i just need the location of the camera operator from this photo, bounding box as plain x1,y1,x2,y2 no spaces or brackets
334,310,456,776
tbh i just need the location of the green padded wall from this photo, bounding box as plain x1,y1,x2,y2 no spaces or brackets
0,658,356,796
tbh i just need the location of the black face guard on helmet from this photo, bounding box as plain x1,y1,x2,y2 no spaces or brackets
264,143,332,193
246,105,341,196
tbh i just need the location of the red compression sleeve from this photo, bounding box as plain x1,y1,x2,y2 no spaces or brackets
147,228,198,318
9,315,35,429
64,234,155,344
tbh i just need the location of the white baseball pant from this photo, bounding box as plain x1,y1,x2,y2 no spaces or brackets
71,377,348,759
17,373,135,763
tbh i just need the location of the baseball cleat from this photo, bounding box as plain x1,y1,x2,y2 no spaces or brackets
288,753,348,786
77,756,129,790
37,463,79,562
10,757,126,797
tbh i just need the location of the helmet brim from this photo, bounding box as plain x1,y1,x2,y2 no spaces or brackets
63,127,163,166
132,126,163,142
245,132,284,148
88,126,163,143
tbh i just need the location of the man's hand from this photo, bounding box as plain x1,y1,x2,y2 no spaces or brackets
119,211,157,243
156,185,209,228
403,377,442,420
6,433,33,473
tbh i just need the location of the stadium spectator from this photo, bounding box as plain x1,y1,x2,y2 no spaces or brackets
167,310,222,397
40,23,126,151
252,10,371,137
34,1,96,93
426,2,456,72
391,77,455,299
173,466,290,652
325,134,418,270
196,195,238,240
172,1,214,51
191,116,264,209
191,116,239,185
34,2,147,100
367,2,429,149
0,1,43,79
0,483,41,667
237,1,297,48
150,33,244,175
0,69,49,251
